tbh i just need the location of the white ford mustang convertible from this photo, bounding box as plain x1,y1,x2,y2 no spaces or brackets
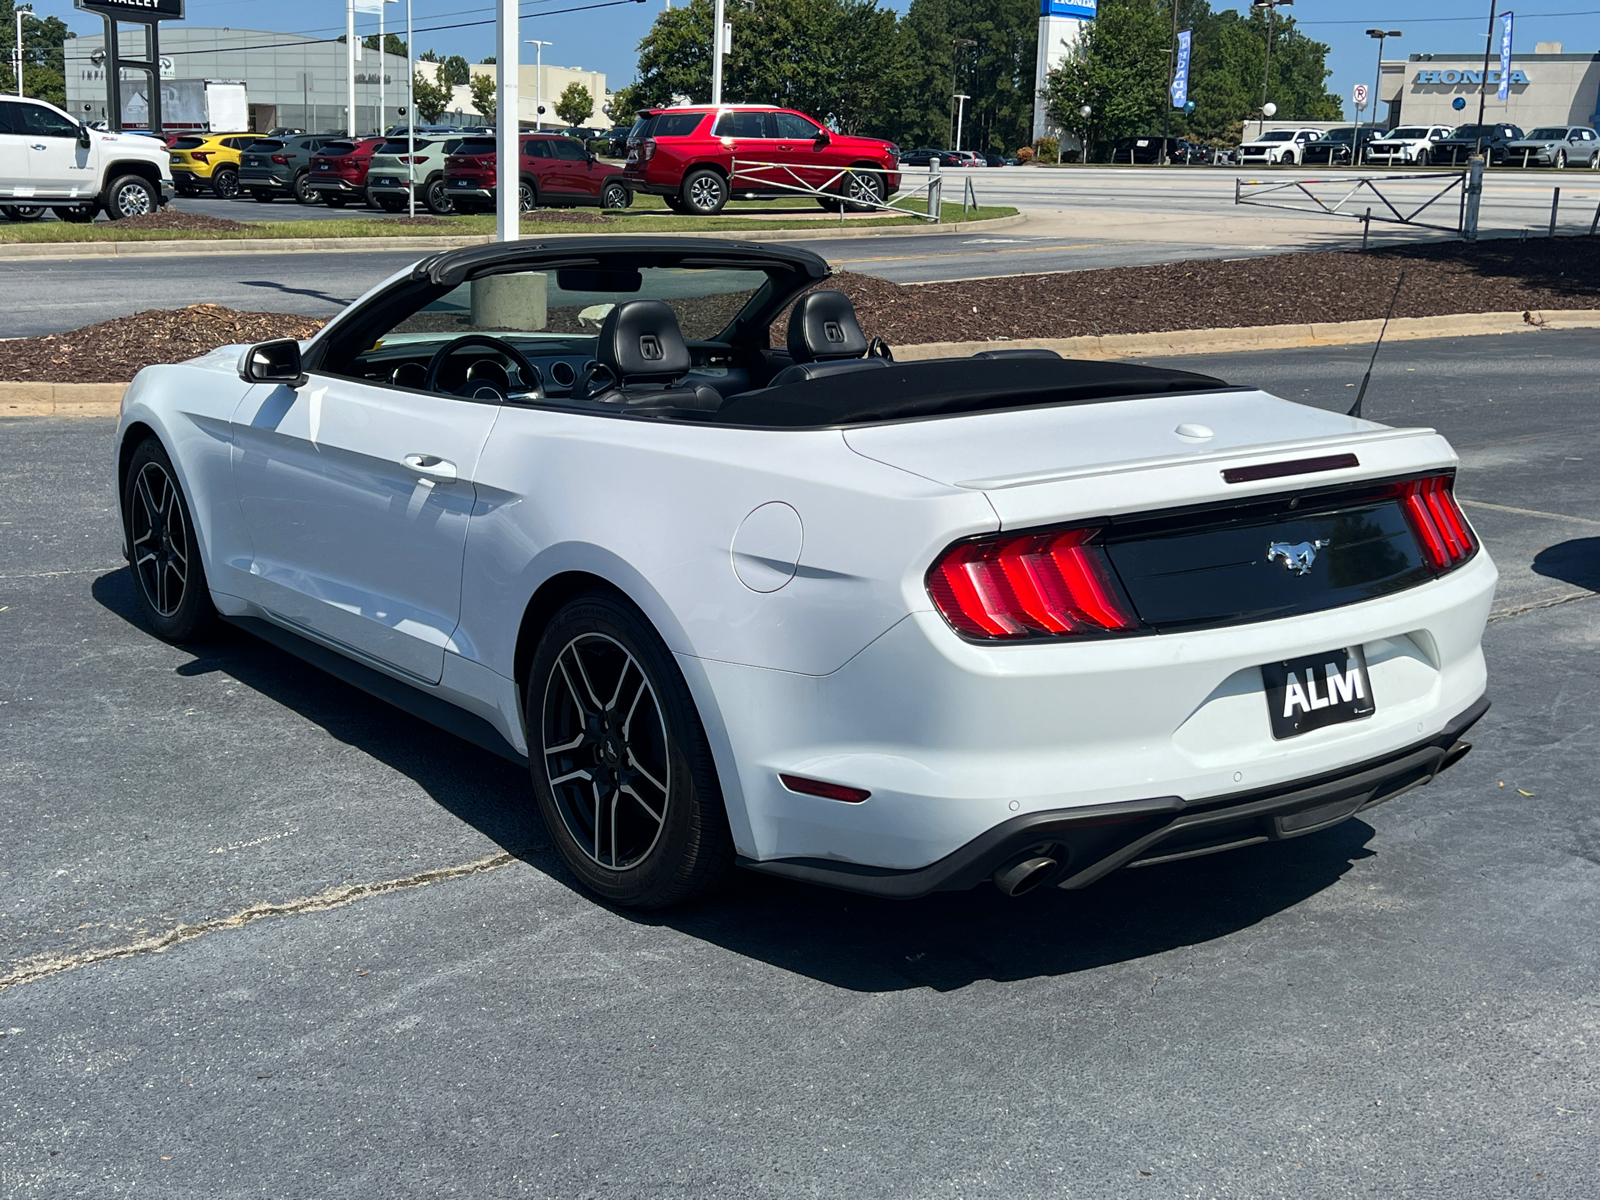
114,238,1494,907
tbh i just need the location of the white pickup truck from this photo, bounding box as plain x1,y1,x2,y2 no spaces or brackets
0,95,175,222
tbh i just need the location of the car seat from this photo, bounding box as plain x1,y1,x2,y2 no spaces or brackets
767,290,889,387
575,299,722,412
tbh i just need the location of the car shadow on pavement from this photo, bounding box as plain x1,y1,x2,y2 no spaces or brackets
94,565,1375,990
92,567,554,864
643,827,1375,993
1532,537,1600,593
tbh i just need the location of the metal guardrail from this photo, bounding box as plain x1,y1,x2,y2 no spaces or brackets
1234,169,1472,236
728,159,949,222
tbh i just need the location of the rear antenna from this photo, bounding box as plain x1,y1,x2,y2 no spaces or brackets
1349,271,1406,419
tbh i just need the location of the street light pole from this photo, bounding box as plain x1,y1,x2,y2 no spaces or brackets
949,38,975,150
1474,1,1497,156
525,39,551,130
1250,0,1293,138
14,4,31,98
406,0,414,215
954,95,970,151
1365,28,1400,160
711,0,725,105
346,0,356,136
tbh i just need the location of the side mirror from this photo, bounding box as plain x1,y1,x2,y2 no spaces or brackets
238,339,307,388
77,125,92,148
814,130,831,147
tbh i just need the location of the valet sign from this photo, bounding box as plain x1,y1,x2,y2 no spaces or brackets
74,0,186,16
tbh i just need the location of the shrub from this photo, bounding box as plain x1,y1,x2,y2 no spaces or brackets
1016,145,1034,163
1034,137,1060,164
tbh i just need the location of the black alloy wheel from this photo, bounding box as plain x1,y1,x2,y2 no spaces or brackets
529,593,733,908
122,437,218,642
0,204,45,221
681,168,728,215
842,169,885,212
600,180,630,210
424,177,454,215
211,168,240,199
293,172,317,204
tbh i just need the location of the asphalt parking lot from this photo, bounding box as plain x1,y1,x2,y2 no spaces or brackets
2,328,1597,1197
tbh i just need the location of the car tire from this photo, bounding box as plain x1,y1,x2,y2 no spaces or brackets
1554,150,1566,169
600,180,630,210
1415,148,1430,167
103,174,158,220
816,196,842,212
250,190,275,203
122,437,219,644
518,180,537,211
325,195,348,208
453,199,482,215
681,168,728,215
211,168,240,199
292,172,317,204
423,177,454,215
842,168,885,212
52,204,97,223
662,195,688,214
528,592,734,909
374,194,404,212
0,204,45,221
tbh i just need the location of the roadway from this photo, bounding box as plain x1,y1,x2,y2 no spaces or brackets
3,330,1597,1195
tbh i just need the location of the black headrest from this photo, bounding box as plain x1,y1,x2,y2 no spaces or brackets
595,299,691,382
787,290,868,363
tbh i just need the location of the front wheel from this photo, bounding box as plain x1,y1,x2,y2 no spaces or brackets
842,168,885,212
681,168,728,215
518,180,537,211
600,180,631,210
1415,148,1430,167
529,593,734,908
210,168,240,199
122,437,218,643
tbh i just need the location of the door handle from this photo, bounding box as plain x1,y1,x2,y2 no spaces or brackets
403,454,457,481
31,143,47,151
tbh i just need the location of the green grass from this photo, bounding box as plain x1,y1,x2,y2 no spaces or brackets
0,194,1015,243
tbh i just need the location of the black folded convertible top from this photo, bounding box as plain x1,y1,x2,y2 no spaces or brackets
712,358,1236,428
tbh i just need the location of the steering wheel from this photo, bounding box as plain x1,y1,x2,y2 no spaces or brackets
573,359,620,402
423,334,543,400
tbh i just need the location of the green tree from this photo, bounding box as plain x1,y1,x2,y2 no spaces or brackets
1,1,73,105
411,72,451,123
555,81,595,127
1043,0,1167,155
362,33,408,58
441,54,471,88
480,55,496,64
418,49,440,63
468,73,497,125
890,0,1037,155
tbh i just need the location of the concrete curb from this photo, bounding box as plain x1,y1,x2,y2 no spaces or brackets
0,213,1027,262
8,308,1594,419
891,309,1600,363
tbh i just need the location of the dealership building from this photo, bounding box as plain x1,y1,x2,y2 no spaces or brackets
65,27,610,133
1377,43,1600,131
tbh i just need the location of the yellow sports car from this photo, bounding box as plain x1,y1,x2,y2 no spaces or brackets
168,133,260,198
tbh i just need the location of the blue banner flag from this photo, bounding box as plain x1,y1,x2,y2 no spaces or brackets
1171,29,1192,109
1498,12,1515,101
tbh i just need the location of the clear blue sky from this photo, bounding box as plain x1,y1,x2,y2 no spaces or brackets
42,0,1600,120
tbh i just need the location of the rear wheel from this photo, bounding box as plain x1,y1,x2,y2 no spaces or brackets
600,180,630,210
374,193,404,212
210,167,240,199
528,593,734,909
0,204,45,221
292,171,317,204
250,190,275,203
816,196,842,212
325,194,348,208
122,437,218,643
53,204,97,223
662,195,688,214
681,168,728,215
423,177,454,215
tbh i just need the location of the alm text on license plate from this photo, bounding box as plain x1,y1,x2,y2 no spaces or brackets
1260,647,1375,740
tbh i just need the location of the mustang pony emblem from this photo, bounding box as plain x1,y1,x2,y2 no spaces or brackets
1266,539,1329,576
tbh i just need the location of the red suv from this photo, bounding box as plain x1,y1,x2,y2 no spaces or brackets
622,106,900,215
444,134,631,214
307,136,387,207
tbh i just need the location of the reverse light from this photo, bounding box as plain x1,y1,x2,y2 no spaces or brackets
927,526,1140,641
780,775,870,803
1398,475,1476,571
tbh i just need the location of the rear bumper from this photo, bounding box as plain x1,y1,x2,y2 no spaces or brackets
239,170,295,190
743,694,1488,898
308,177,364,193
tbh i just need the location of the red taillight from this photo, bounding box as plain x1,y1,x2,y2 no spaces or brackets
190,151,211,163
270,153,290,164
927,526,1139,641
395,155,421,164
780,775,871,803
641,137,657,161
1399,475,1475,570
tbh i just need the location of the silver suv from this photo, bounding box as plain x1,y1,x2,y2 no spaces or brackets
239,134,339,204
365,136,467,214
0,96,173,221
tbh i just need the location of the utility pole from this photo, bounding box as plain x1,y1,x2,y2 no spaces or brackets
711,0,725,105
525,39,550,129
13,4,30,98
1163,0,1179,165
496,0,519,241
406,0,414,215
1474,1,1497,156
1250,0,1292,137
346,0,357,135
1366,29,1400,158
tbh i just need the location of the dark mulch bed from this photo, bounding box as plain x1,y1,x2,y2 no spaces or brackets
0,305,325,384
111,210,252,232
779,239,1600,346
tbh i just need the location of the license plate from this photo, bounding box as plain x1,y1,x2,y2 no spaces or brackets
1261,647,1374,740
376,178,396,186
317,163,331,170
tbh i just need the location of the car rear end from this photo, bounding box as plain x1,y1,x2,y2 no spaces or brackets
443,136,499,212
366,138,451,210
717,386,1494,897
168,135,222,193
307,138,378,204
621,109,714,198
239,139,296,198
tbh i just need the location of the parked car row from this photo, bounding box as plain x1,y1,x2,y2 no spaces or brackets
1232,122,1600,168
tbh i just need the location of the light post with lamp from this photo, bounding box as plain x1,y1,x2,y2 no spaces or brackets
1078,103,1091,164
1364,28,1401,163
13,3,31,98
1249,0,1292,138
949,38,975,150
525,39,552,130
